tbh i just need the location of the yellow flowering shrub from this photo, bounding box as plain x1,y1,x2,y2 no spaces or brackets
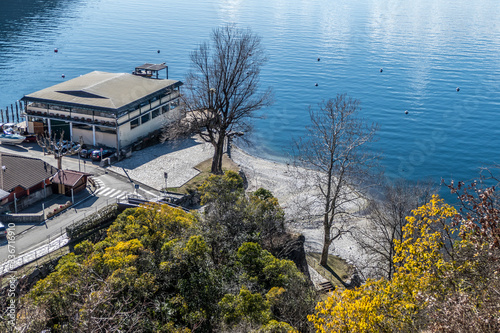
308,195,458,332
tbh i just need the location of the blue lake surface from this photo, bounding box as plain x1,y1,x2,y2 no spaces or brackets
1,0,499,188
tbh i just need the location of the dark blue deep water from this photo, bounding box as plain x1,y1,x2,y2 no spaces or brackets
1,0,499,186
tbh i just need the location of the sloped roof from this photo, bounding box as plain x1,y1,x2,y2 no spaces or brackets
23,71,181,111
0,153,57,191
51,170,90,187
0,189,9,200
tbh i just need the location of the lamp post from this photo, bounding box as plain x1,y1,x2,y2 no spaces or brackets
164,172,168,192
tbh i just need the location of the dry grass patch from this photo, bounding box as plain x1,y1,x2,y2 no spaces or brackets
307,252,354,289
167,154,240,194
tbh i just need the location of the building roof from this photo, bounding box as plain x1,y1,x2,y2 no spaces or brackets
0,189,9,200
51,170,90,187
135,63,167,71
0,153,57,191
22,71,181,112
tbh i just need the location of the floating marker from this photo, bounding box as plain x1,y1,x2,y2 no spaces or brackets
380,68,383,72
456,87,460,92
62,74,65,78
315,83,318,86
157,50,160,53
405,110,409,114
54,48,58,53
317,57,321,61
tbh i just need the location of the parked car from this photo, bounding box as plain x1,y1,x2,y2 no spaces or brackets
0,222,6,238
79,148,93,158
23,135,37,143
91,149,114,161
62,142,81,154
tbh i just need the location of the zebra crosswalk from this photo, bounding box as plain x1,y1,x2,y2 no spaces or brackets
94,187,132,199
92,177,134,200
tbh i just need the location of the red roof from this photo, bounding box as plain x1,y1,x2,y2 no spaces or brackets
51,170,90,187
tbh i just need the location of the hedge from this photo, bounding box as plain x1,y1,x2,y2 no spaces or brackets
66,204,119,240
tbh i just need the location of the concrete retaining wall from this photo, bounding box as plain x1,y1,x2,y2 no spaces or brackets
1,212,44,224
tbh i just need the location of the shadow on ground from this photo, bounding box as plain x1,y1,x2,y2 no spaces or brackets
111,136,201,170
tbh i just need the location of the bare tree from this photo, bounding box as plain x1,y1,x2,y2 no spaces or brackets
294,94,378,266
37,131,83,170
175,24,273,174
354,179,435,279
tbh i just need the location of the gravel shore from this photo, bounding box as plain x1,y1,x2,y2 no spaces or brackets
231,146,371,272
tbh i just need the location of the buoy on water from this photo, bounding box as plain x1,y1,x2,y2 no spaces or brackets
456,87,460,92
54,48,58,53
157,50,160,53
405,110,409,115
317,57,321,61
380,68,383,73
62,74,65,78
315,83,319,87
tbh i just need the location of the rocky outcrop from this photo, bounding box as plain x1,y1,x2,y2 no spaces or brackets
263,232,310,280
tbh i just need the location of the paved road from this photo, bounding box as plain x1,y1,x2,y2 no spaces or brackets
0,142,163,270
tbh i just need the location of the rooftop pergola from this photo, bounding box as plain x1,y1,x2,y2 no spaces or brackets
133,63,168,79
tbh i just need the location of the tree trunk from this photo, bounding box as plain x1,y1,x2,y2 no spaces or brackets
320,228,332,266
56,155,62,170
211,135,225,174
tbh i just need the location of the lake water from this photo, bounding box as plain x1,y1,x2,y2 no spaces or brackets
1,0,499,188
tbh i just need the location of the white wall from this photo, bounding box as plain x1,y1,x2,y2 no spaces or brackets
118,106,181,148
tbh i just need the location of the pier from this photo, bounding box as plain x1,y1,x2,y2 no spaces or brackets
0,100,24,126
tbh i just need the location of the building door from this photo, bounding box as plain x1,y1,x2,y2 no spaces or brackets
51,120,71,140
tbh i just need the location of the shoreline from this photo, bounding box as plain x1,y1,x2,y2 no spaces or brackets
231,145,371,271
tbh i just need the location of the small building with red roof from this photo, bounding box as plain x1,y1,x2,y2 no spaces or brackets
51,170,90,196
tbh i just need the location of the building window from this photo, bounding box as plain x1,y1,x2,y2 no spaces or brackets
95,111,114,118
152,108,160,118
72,108,93,116
161,105,168,114
141,113,150,124
96,126,117,135
73,123,92,131
130,119,139,129
170,98,179,110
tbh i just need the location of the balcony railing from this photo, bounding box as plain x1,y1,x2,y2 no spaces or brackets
26,108,117,128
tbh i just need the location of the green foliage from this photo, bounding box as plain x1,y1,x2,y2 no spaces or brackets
199,170,244,206
253,188,274,201
197,171,285,265
21,192,312,332
257,320,298,333
220,285,271,326
237,242,303,289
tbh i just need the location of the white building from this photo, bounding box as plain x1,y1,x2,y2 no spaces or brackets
21,64,182,154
